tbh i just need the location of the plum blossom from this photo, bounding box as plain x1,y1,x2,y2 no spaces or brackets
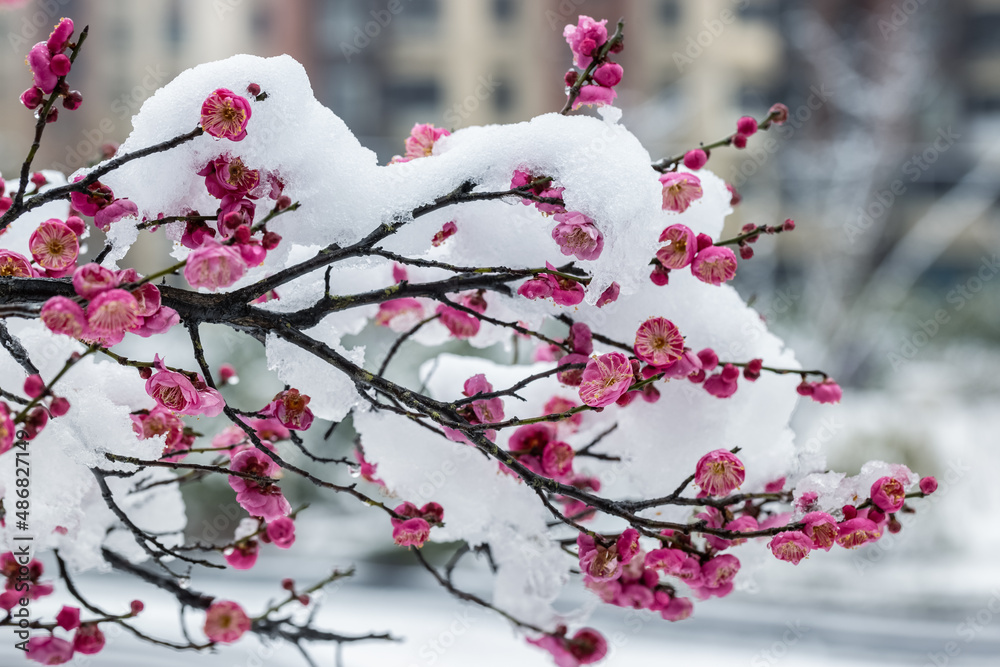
633,317,684,367
572,85,617,109
0,249,33,277
184,238,247,291
390,123,451,163
56,606,81,632
768,531,813,565
29,219,79,276
201,89,252,141
802,512,839,551
73,623,105,655
659,172,703,213
692,554,740,599
683,149,708,170
86,288,139,337
431,220,457,247
228,448,291,521
0,404,15,455
870,476,907,513
691,246,737,285
510,169,566,215
392,518,431,547
40,296,87,337
551,211,604,261
223,541,259,569
376,298,425,331
596,282,619,307
836,517,881,549
204,601,251,643
266,517,296,549
656,223,696,269
579,352,633,407
25,636,74,664
702,363,740,398
145,356,224,417
198,155,260,198
694,449,745,496
563,15,608,68
261,388,314,431
527,627,607,667
919,476,938,494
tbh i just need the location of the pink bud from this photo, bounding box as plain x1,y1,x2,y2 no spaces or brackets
218,363,238,385
50,53,71,77
842,505,858,520
732,132,748,149
796,381,814,396
768,102,789,124
65,215,85,236
736,116,758,136
592,62,623,88
683,149,708,170
782,218,796,231
281,578,295,591
262,231,282,250
695,233,714,253
739,244,754,260
564,70,578,87
247,82,261,96
919,476,938,495
46,108,59,123
50,396,70,416
24,374,45,398
130,600,144,614
62,90,83,111
276,195,292,211
20,87,44,109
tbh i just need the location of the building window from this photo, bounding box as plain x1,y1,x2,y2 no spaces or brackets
165,0,183,48
384,79,441,111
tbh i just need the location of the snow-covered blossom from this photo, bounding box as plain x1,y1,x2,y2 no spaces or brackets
390,123,451,163
201,89,252,141
198,155,260,198
510,169,566,215
184,238,247,290
551,211,604,261
431,220,457,247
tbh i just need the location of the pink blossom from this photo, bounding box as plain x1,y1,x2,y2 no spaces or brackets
132,305,180,337
94,198,138,230
266,517,296,549
592,62,623,87
181,219,217,249
261,388,314,431
510,169,566,215
567,322,593,355
198,155,260,199
0,249,34,277
694,449,745,496
731,133,748,149
224,541,259,569
660,596,694,621
802,512,839,551
596,282,619,307
703,363,740,398
870,476,907,513
572,85,617,109
809,379,842,404
393,517,431,547
919,476,938,495
40,296,87,337
86,288,139,337
691,246,738,285
578,352,634,407
768,102,789,124
47,18,74,54
517,276,553,300
510,423,556,456
184,238,248,290
659,172,703,213
27,41,58,94
656,223,696,268
145,356,224,417
563,15,608,68
528,627,607,667
203,600,251,643
683,149,708,170
694,554,740,599
25,636,74,664
201,89,252,141
768,531,813,565
464,374,504,424
436,304,480,338
72,263,118,299
20,86,43,110
72,623,105,655
56,605,81,631
229,449,291,521
541,440,575,480
218,195,256,236
633,317,684,366
29,219,79,275
431,220,457,247
376,298,425,331
355,447,384,486
404,123,451,159
131,407,186,458
836,517,881,549
69,178,114,217
577,535,623,583
551,211,604,261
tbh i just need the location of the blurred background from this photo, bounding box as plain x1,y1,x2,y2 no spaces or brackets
1,1,999,665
